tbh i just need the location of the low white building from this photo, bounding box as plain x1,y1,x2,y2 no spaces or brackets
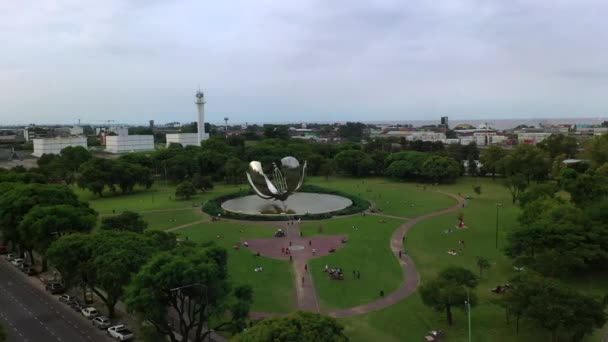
166,133,200,147
32,137,88,157
106,135,154,153
405,132,446,142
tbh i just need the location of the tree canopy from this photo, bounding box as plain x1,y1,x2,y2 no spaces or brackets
101,211,148,233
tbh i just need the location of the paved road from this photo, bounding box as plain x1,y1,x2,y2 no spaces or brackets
0,259,111,342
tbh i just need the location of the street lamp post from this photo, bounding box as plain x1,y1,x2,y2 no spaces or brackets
495,203,503,249
465,290,472,342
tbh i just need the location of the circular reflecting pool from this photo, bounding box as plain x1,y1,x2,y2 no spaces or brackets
221,192,353,215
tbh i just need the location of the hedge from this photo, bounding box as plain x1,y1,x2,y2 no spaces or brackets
201,184,369,221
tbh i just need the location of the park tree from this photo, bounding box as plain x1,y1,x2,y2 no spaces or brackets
384,151,428,179
198,151,228,181
60,146,92,171
466,157,478,176
162,155,198,182
480,144,507,179
518,183,558,208
502,274,606,341
537,134,578,159
420,266,478,325
125,243,253,342
319,159,337,180
175,181,197,200
0,183,82,257
101,211,148,233
334,150,374,177
88,231,160,317
585,134,608,168
224,157,245,184
563,170,608,207
19,204,97,270
504,174,528,204
47,233,93,300
78,158,113,196
118,152,154,169
499,144,550,184
337,122,366,142
420,155,461,183
233,311,348,342
192,174,214,191
476,257,491,277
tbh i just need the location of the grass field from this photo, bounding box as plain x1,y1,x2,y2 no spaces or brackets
176,221,296,313
300,216,403,311
81,177,608,341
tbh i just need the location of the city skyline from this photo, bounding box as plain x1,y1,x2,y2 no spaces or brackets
2,0,608,124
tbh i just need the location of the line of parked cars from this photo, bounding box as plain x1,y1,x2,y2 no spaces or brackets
6,253,39,276
2,249,136,341
56,294,134,341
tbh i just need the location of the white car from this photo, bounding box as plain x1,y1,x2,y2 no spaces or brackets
11,258,24,267
6,253,16,261
107,325,134,341
81,307,99,319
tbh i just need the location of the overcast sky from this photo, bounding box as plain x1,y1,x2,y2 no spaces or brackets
1,0,608,125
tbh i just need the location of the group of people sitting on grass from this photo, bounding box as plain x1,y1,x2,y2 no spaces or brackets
447,240,466,256
324,265,344,280
254,266,263,272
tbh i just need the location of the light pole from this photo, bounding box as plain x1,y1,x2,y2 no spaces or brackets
465,290,472,342
495,203,503,249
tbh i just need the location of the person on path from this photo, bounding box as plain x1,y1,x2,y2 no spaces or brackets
289,241,292,246
289,255,293,262
312,248,316,256
281,247,285,254
309,240,312,246
304,264,308,271
302,276,305,284
399,250,402,258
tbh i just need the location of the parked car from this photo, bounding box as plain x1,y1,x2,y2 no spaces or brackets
92,316,112,329
107,325,134,341
67,298,83,311
18,262,32,272
81,307,99,319
11,258,24,267
5,253,16,261
59,294,74,303
45,282,66,294
22,267,38,276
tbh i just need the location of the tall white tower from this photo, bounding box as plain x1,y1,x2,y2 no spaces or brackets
195,90,208,143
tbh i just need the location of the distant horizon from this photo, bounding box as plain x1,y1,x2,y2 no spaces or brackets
3,116,606,131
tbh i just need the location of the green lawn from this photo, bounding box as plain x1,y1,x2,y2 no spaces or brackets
141,209,204,231
176,221,296,313
300,216,403,311
308,177,456,217
338,177,608,341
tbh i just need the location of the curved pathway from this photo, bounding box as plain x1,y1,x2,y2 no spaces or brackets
249,191,465,319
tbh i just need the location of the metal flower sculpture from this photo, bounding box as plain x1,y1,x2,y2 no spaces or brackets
246,156,307,202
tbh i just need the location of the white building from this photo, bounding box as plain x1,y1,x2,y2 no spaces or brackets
166,133,200,147
105,135,154,153
166,91,209,147
406,132,446,142
69,126,84,136
32,137,88,157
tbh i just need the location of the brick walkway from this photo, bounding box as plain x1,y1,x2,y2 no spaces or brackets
250,191,465,318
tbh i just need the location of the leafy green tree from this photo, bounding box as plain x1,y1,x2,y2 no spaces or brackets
47,233,93,299
337,122,366,142
192,174,214,191
563,170,608,207
263,125,289,140
420,266,478,325
503,274,606,341
476,257,491,277
224,157,245,184
504,174,528,204
162,155,198,183
518,183,558,208
198,151,228,181
89,231,160,317
319,159,337,180
233,311,348,342
60,146,92,171
420,155,461,183
499,144,550,184
19,204,97,270
585,134,608,168
537,134,578,159
78,158,113,196
0,183,82,257
480,145,507,179
101,211,148,233
334,150,374,177
125,243,253,342
467,157,478,176
175,181,197,200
